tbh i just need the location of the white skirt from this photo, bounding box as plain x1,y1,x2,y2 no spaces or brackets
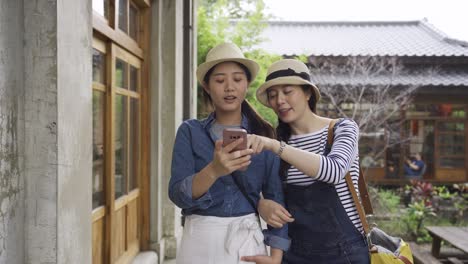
176,214,267,264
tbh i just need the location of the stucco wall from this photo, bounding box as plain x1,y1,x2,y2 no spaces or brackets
56,0,92,262
150,0,185,261
1,0,92,263
23,0,59,262
0,1,25,263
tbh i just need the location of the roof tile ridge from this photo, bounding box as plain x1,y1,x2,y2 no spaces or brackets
419,18,448,40
419,19,468,47
266,20,421,27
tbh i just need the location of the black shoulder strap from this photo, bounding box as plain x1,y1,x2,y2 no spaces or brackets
231,171,257,212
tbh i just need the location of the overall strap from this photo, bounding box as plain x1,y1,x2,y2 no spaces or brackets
327,119,371,235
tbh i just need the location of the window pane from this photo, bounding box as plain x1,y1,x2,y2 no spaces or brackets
405,120,435,176
93,49,106,84
437,121,465,168
114,95,128,198
129,98,140,190
130,66,138,92
438,122,464,131
93,91,105,208
439,145,465,156
439,158,465,168
439,134,464,145
406,104,466,118
129,4,139,40
359,131,386,168
118,0,128,33
92,0,109,19
116,59,128,88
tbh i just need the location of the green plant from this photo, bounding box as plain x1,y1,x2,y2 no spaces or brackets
433,186,454,200
402,200,436,242
375,188,401,214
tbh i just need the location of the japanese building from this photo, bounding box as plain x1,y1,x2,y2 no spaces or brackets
258,20,468,185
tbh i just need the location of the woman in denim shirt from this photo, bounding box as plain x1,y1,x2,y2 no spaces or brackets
169,43,290,264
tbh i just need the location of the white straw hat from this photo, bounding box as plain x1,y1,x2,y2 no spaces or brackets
196,43,259,84
256,59,320,107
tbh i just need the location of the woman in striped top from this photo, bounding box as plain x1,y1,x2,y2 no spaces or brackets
242,59,369,264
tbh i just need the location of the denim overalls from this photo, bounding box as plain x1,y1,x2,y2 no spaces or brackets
282,127,370,263
283,182,370,263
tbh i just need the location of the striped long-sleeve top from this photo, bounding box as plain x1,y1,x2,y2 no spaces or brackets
285,119,363,233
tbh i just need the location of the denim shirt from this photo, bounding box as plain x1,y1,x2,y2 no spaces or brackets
169,112,290,251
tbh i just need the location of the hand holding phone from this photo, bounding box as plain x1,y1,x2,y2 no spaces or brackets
222,128,247,151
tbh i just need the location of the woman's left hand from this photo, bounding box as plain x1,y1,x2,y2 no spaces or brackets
241,255,280,264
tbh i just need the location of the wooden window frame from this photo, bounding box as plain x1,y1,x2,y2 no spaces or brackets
92,0,151,263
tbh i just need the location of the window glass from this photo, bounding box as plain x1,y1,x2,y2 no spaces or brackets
406,104,466,118
405,120,435,176
93,91,105,208
439,158,465,168
118,0,128,33
129,4,139,41
130,66,138,92
92,0,109,19
359,130,386,168
114,95,128,198
93,49,106,84
116,59,128,89
129,98,139,190
438,122,465,168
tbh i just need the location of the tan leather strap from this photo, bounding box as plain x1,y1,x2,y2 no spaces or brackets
358,168,373,215
345,173,370,234
327,119,338,146
398,255,413,264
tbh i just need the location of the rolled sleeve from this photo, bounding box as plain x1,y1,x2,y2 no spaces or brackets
171,174,213,209
263,230,291,251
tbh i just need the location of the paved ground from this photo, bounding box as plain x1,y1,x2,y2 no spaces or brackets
162,258,176,264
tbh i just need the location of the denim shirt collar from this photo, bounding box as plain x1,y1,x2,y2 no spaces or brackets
201,112,250,132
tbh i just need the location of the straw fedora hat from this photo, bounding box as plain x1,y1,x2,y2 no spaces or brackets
256,59,321,107
196,42,259,85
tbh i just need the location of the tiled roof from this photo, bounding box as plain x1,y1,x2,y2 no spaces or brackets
257,20,468,56
310,71,468,87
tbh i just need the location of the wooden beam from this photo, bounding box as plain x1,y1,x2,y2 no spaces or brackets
139,4,151,251
93,13,144,59
133,0,150,8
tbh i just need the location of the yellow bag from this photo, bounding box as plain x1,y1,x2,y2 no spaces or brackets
368,228,413,264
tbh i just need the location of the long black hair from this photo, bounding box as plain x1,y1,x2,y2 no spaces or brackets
277,85,317,179
202,62,275,138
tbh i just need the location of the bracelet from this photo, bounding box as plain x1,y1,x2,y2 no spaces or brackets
277,141,286,157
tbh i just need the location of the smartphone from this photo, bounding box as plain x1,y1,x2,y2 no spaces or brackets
222,128,247,151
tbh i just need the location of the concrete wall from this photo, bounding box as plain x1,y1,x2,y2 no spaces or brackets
0,1,25,263
150,0,186,261
0,0,92,263
23,0,59,262
56,0,92,262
